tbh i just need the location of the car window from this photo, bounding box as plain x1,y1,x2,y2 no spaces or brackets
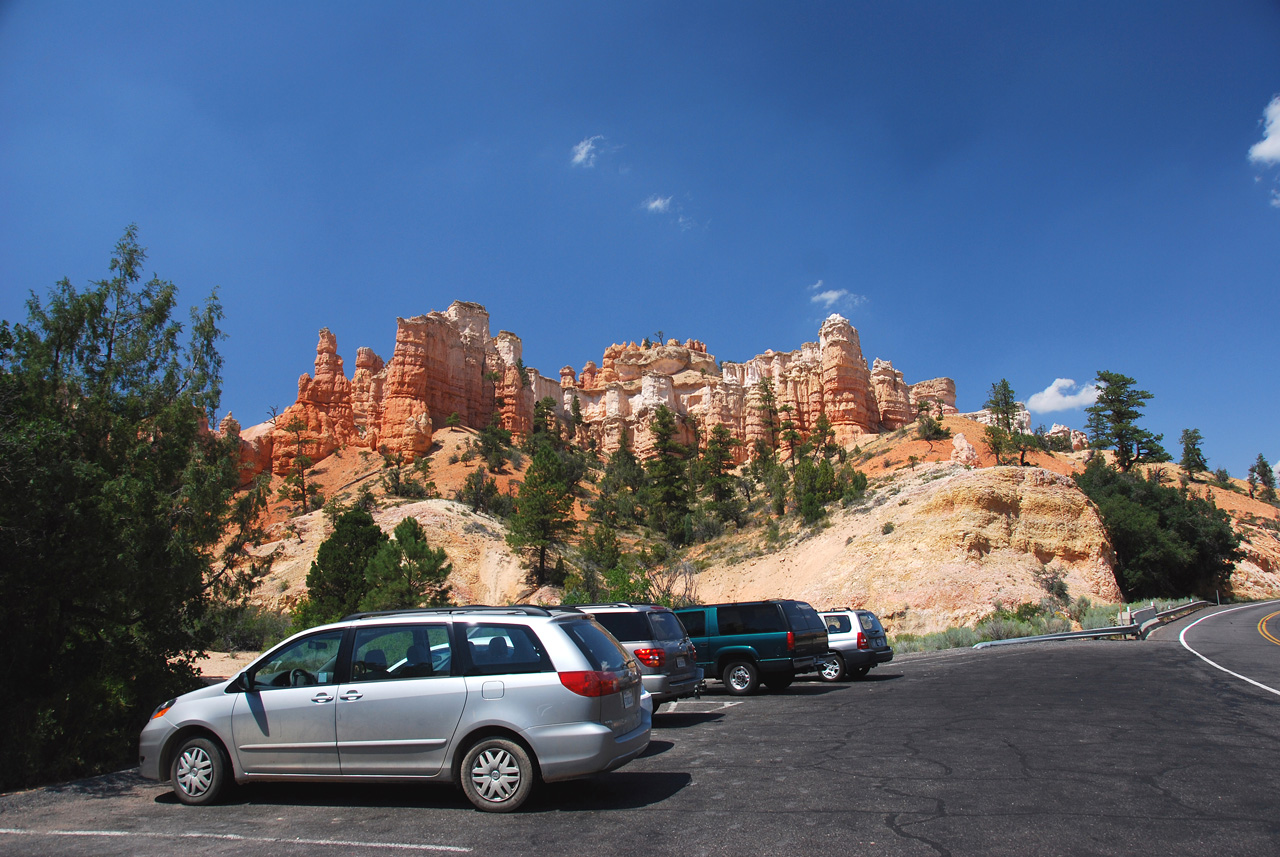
675,610,706,636
462,623,553,676
349,624,451,682
648,611,688,641
781,601,824,632
718,604,784,635
824,614,853,634
251,630,344,690
858,613,880,632
563,619,631,672
591,611,650,643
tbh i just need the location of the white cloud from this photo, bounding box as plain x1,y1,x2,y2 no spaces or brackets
571,135,604,167
1249,97,1280,166
645,195,672,213
807,280,866,311
1026,378,1099,413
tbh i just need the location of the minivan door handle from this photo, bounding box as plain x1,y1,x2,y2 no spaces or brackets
338,689,363,701
311,692,334,704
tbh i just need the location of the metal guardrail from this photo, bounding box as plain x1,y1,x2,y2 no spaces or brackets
972,600,1210,650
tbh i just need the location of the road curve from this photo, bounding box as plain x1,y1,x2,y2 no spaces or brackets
1175,600,1280,698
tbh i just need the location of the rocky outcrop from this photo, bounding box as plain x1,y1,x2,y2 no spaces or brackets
951,433,979,466
238,304,955,479
1047,423,1089,452
693,465,1124,634
909,378,958,415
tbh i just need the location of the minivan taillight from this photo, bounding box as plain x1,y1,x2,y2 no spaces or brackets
559,670,623,697
857,631,869,650
786,631,795,652
633,648,665,668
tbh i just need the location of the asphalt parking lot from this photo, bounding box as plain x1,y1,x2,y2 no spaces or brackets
3,622,1279,857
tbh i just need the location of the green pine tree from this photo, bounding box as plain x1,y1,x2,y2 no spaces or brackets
506,446,578,585
1085,370,1170,472
360,517,452,610
293,508,388,626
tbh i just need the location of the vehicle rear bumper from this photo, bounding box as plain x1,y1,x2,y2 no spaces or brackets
527,710,652,783
831,646,895,668
642,668,704,703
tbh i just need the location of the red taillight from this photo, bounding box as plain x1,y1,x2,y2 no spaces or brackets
786,631,795,652
633,648,665,668
857,631,869,650
559,670,623,697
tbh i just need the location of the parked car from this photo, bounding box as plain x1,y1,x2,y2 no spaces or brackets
673,600,828,695
571,603,703,708
816,608,894,681
139,606,650,812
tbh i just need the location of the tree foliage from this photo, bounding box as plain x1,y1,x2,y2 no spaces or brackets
360,517,452,611
1179,429,1209,475
1085,370,1169,472
0,227,269,789
1248,454,1276,503
506,445,577,585
1074,457,1241,599
292,508,388,627
644,405,691,537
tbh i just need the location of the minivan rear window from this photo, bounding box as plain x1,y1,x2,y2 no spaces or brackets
591,611,650,643
648,611,687,641
564,620,631,672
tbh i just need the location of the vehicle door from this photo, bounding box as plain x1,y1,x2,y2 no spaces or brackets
674,609,711,669
336,622,467,776
230,629,345,775
781,601,829,656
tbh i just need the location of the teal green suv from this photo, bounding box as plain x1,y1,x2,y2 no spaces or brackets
673,600,828,695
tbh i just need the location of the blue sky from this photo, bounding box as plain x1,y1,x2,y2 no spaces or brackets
2,2,1278,477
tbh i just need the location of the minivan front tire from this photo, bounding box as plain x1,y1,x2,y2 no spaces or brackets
461,738,534,812
722,660,759,695
170,735,231,806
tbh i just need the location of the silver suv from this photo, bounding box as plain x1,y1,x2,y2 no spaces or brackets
573,603,703,707
138,606,650,812
816,608,894,681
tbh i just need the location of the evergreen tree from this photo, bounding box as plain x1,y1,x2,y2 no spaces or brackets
507,446,577,584
593,429,648,526
1179,429,1209,475
753,378,780,455
701,424,740,503
1249,454,1277,503
360,517,452,610
983,379,1022,465
916,399,950,442
1085,370,1169,472
478,413,512,471
0,226,269,789
293,508,388,627
276,415,322,512
1074,457,1240,598
457,465,500,513
644,405,691,537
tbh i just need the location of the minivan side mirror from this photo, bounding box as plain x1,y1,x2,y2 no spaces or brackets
225,672,251,693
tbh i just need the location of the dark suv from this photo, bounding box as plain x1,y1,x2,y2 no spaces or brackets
573,603,703,708
673,600,828,695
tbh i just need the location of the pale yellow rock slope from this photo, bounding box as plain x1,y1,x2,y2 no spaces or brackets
693,464,1123,635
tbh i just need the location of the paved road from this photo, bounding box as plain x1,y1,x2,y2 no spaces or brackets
3,607,1279,857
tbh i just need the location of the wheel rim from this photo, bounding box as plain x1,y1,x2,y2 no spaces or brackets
175,746,214,797
727,665,752,691
820,657,841,680
469,747,522,803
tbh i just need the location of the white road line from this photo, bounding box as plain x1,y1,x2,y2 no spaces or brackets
0,829,470,852
1179,600,1280,699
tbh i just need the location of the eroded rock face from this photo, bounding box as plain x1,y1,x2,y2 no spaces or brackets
248,305,956,478
909,378,958,415
692,465,1124,634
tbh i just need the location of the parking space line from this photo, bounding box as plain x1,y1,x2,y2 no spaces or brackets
1179,601,1280,699
0,829,470,852
663,700,743,712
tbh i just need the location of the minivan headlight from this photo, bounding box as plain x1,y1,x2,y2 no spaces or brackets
150,699,176,720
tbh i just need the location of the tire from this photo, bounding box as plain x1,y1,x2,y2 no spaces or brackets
721,660,759,696
763,676,793,693
817,653,846,682
848,665,871,681
460,738,534,812
170,735,231,806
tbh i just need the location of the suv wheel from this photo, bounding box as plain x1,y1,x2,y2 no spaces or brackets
817,653,846,682
722,660,759,695
170,735,231,806
461,738,534,812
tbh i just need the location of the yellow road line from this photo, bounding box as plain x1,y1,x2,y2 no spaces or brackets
1259,611,1280,646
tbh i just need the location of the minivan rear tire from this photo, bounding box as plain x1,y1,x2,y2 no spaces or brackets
722,660,759,695
461,737,534,812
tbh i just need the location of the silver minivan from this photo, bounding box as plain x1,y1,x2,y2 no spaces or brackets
573,603,703,707
138,606,650,812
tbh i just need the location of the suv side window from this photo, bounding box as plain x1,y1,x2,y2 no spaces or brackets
675,609,706,636
825,614,853,634
250,630,344,690
462,623,553,676
717,604,784,635
350,624,451,682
